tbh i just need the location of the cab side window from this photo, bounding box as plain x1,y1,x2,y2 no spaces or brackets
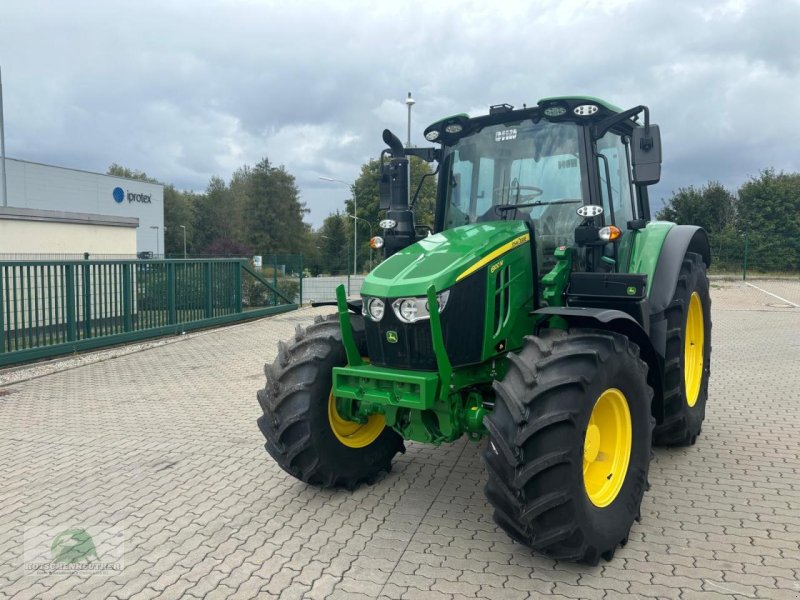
596,132,636,229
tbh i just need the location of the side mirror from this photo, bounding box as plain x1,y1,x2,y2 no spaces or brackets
631,124,662,185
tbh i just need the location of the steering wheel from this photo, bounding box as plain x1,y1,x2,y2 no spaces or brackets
493,185,544,203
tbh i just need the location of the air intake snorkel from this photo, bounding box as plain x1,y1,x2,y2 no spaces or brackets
379,129,416,257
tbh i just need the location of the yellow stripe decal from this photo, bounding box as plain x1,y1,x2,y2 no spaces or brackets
456,233,531,282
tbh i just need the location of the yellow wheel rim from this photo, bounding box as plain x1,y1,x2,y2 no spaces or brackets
328,392,385,448
684,291,704,408
583,388,632,508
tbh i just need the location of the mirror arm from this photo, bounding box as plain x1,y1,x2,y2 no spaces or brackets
592,105,651,146
404,147,440,162
410,163,440,209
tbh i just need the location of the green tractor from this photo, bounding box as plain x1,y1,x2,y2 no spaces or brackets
257,96,711,564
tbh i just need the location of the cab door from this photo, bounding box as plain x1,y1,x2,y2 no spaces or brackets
596,131,639,270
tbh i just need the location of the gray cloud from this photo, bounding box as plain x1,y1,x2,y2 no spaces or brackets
1,0,797,225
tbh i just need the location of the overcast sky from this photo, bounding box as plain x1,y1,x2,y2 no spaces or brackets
1,0,798,226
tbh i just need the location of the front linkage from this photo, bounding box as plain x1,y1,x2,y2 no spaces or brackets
332,284,497,444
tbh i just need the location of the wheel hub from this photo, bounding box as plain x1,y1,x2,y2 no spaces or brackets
684,291,704,407
583,424,601,463
327,392,385,448
583,388,632,508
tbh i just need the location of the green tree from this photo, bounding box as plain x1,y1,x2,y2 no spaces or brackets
193,176,237,254
318,213,349,274
657,182,744,271
241,159,308,255
163,185,196,256
656,182,736,234
106,163,159,184
737,169,800,271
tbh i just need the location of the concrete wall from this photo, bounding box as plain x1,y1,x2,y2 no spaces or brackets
0,207,138,256
4,158,164,253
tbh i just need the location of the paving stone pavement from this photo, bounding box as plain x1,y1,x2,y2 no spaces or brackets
1,279,799,600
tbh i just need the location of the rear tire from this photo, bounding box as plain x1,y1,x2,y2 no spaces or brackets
256,313,404,488
653,252,711,446
483,330,653,565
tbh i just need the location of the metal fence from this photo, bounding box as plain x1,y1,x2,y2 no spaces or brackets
0,258,297,367
708,231,800,282
302,275,367,303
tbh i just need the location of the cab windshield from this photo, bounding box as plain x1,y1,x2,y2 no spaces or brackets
443,120,585,256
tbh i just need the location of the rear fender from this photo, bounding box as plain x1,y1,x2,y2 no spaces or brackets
649,226,710,315
646,226,710,363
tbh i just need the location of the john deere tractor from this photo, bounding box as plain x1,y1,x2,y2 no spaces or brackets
257,96,711,564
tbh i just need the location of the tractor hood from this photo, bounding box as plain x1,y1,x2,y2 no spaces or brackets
361,220,530,298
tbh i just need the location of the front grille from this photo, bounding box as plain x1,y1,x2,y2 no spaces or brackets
364,269,487,371
365,309,437,370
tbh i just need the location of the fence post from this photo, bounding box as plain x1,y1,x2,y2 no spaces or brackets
298,255,303,306
234,261,243,313
82,260,91,339
0,266,4,353
204,261,213,318
66,264,77,342
742,230,749,282
347,274,351,297
273,255,278,305
167,262,177,324
122,263,133,332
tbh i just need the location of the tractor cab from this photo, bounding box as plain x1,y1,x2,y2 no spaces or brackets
379,96,662,278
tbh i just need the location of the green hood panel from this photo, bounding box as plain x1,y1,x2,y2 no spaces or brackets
361,221,530,298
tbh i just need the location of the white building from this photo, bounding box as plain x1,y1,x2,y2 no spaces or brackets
0,157,164,256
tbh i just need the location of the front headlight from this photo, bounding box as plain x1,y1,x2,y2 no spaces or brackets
397,299,418,322
362,297,385,321
391,290,450,323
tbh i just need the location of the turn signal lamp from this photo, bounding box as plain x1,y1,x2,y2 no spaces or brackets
599,225,622,242
370,236,384,249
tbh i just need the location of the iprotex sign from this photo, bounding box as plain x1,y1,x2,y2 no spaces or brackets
113,187,151,204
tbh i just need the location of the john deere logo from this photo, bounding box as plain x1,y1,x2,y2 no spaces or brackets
626,286,637,296
386,330,398,344
51,528,99,565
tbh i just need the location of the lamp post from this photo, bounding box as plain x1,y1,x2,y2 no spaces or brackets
319,177,358,275
180,225,187,259
150,225,159,257
0,65,8,207
349,214,374,271
405,91,415,148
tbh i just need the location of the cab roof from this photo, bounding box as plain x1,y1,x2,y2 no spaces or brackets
423,96,630,145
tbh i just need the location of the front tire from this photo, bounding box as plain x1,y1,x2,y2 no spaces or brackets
652,252,712,446
483,330,653,565
256,313,404,488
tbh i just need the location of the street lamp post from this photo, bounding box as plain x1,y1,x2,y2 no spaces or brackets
405,91,415,148
150,225,159,257
349,214,374,271
180,225,187,259
0,65,8,207
319,177,358,275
